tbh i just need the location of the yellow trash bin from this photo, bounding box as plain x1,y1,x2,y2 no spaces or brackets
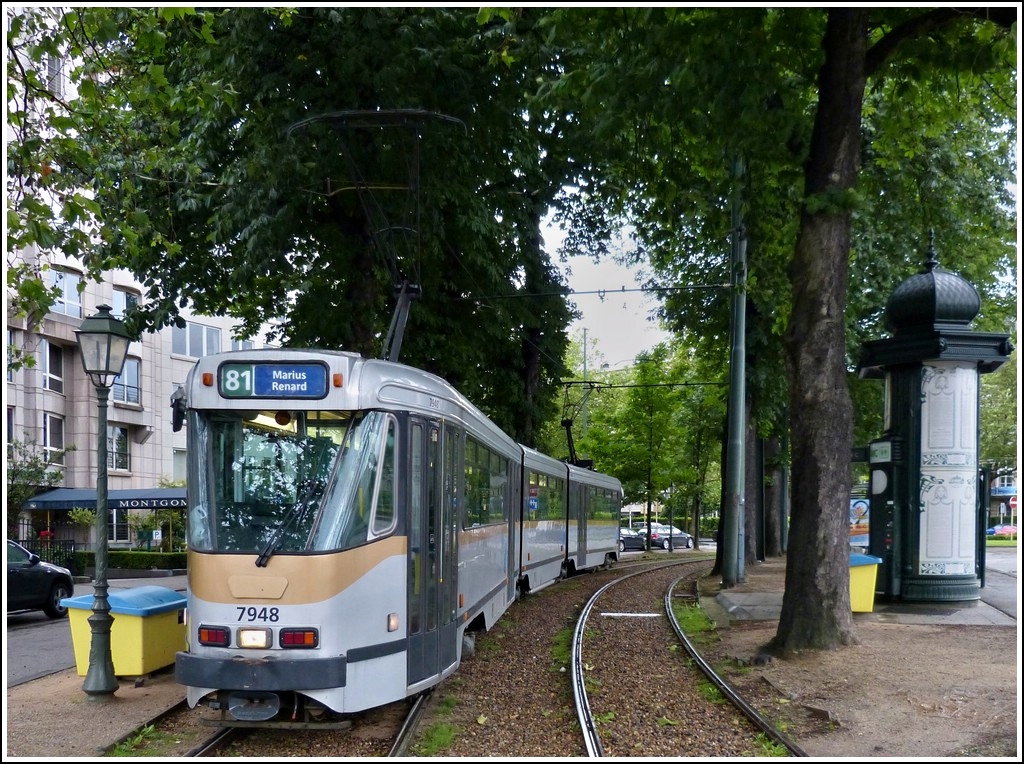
849,553,882,612
62,585,187,677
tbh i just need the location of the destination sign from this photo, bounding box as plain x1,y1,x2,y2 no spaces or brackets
219,363,329,399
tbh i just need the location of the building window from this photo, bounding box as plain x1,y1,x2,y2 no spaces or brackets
43,413,64,464
110,506,130,543
108,425,130,471
995,474,1015,490
44,52,66,97
41,340,64,394
7,330,14,381
47,268,83,318
112,288,139,319
172,321,221,358
112,358,141,404
231,338,254,351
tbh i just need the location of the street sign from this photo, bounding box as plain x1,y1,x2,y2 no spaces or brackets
1009,495,1017,512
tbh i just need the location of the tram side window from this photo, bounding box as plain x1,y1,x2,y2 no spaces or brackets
463,436,508,527
370,419,397,535
530,472,565,521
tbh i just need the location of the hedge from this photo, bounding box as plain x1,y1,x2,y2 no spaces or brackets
71,550,188,574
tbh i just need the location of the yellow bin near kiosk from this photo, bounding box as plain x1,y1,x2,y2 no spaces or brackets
849,553,883,612
61,585,187,676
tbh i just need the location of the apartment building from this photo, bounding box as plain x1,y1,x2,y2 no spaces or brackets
6,247,268,548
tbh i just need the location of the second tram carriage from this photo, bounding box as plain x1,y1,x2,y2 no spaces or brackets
172,348,623,724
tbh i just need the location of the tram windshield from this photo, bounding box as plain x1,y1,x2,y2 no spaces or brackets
187,408,396,557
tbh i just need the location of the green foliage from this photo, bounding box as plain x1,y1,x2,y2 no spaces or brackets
752,732,790,757
550,627,573,668
73,550,187,572
67,507,96,527
8,7,575,443
980,347,1018,469
5,436,74,538
110,724,158,756
411,722,459,756
125,507,186,551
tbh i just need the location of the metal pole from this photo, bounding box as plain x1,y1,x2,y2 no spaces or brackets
722,156,747,587
83,384,118,697
582,328,588,438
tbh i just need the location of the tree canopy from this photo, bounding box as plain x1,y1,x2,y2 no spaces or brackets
7,6,1016,653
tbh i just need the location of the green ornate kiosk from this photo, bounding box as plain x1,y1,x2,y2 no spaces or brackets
857,238,1012,602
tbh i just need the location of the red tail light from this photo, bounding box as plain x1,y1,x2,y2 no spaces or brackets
279,628,319,648
198,625,231,646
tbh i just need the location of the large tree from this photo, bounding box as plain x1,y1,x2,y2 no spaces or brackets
514,7,1016,651
8,6,1016,654
6,6,577,443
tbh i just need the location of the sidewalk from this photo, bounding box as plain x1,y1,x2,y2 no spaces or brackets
6,574,192,758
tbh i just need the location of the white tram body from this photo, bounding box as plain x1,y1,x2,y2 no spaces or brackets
173,349,622,723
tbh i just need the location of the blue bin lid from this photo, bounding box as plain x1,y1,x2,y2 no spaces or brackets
60,585,186,616
850,553,882,567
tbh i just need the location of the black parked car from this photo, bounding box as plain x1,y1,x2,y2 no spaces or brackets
618,527,647,552
6,539,75,619
654,525,694,550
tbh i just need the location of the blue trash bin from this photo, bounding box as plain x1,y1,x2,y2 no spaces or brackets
61,585,187,676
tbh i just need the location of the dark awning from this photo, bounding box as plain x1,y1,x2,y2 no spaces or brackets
24,487,186,511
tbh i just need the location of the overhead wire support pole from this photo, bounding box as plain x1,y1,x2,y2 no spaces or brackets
722,156,747,588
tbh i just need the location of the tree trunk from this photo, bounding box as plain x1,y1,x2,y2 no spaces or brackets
772,9,868,654
744,401,761,568
762,435,785,558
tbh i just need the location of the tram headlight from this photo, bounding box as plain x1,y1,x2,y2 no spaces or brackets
388,613,399,632
237,627,273,649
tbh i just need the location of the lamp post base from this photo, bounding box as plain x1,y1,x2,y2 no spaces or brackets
82,599,119,697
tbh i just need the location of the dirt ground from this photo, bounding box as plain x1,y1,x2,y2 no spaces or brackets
5,557,1019,759
698,561,1020,759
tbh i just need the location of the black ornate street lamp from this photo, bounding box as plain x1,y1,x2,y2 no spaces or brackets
75,304,132,698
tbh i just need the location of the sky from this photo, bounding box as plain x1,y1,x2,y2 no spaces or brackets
561,256,671,370
545,219,671,370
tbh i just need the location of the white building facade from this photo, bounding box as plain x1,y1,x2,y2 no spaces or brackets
6,247,269,547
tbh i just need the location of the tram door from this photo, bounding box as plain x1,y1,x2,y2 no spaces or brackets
407,420,459,685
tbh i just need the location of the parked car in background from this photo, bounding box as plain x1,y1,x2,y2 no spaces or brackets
618,527,647,552
6,539,75,619
636,523,694,550
652,524,694,550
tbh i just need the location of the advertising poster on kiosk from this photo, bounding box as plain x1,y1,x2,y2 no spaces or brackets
849,498,870,548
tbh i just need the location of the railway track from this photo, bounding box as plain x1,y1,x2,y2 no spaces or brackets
571,559,806,756
106,554,806,757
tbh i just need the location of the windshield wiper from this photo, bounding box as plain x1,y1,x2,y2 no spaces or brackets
255,486,322,568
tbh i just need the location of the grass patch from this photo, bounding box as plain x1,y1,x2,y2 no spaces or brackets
412,722,459,756
753,731,790,756
696,678,726,704
673,600,718,643
109,725,171,756
551,627,573,668
986,538,1017,547
436,693,459,714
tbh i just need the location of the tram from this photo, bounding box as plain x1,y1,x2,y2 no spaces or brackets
171,348,622,724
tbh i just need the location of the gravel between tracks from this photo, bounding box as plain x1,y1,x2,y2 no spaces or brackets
407,555,1018,759
6,553,1017,758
